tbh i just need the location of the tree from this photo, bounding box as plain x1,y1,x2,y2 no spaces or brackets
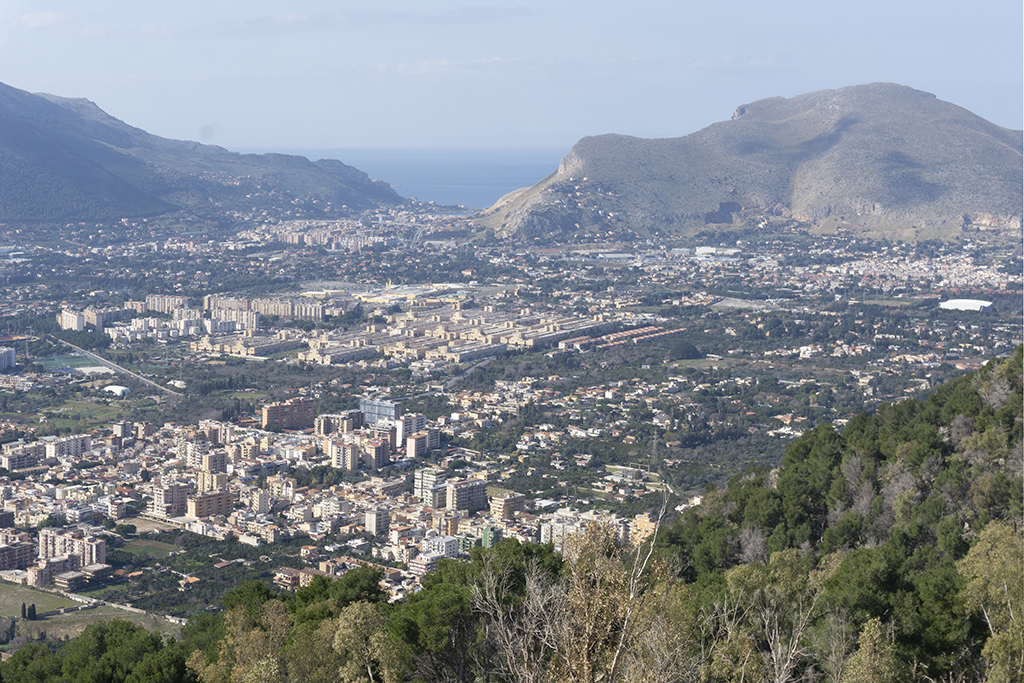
474,555,563,683
388,574,479,683
58,620,165,683
221,580,276,619
26,604,35,620
280,618,345,683
115,523,138,537
188,600,293,683
957,521,1024,682
546,521,667,683
0,642,63,683
840,618,904,683
617,578,701,683
725,548,824,683
332,601,392,683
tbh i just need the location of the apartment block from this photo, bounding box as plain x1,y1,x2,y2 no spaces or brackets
362,439,390,470
38,528,106,565
446,478,487,513
197,471,229,493
188,490,234,519
59,309,85,331
261,397,315,430
44,434,92,460
359,398,401,425
145,294,191,314
151,482,188,518
406,432,429,458
490,491,526,520
329,441,360,471
365,509,390,536
315,410,364,436
414,467,447,501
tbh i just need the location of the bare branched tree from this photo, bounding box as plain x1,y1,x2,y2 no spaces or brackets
810,608,857,683
474,558,562,683
738,526,768,565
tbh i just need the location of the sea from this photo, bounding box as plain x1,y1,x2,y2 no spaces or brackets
263,147,566,210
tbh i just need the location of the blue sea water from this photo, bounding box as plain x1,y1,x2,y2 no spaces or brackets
275,148,565,210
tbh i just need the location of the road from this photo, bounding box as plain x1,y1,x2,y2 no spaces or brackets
49,336,182,398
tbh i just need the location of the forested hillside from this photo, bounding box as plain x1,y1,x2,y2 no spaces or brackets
2,349,1021,683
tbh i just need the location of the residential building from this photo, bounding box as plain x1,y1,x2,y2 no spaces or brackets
414,467,447,501
359,398,401,425
0,540,35,570
252,489,270,514
38,528,106,565
490,491,526,520
362,439,390,470
261,397,315,430
59,309,85,331
329,441,360,471
145,294,191,314
446,478,487,512
406,431,429,458
315,410,363,436
409,551,444,577
201,451,227,473
188,490,234,518
396,413,427,443
365,509,389,536
421,534,460,557
151,482,188,518
197,471,228,493
44,434,91,460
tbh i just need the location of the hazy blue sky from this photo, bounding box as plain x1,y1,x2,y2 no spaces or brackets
2,1,1021,152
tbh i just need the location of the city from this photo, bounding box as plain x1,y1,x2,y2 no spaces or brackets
0,203,1018,624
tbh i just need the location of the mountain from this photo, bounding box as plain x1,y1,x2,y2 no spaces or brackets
0,82,402,223
479,83,1023,241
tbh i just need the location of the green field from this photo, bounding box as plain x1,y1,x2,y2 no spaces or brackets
36,395,160,432
122,539,179,559
35,354,97,371
0,583,77,617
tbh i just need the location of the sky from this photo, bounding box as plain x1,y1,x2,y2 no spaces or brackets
1,1,1021,153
